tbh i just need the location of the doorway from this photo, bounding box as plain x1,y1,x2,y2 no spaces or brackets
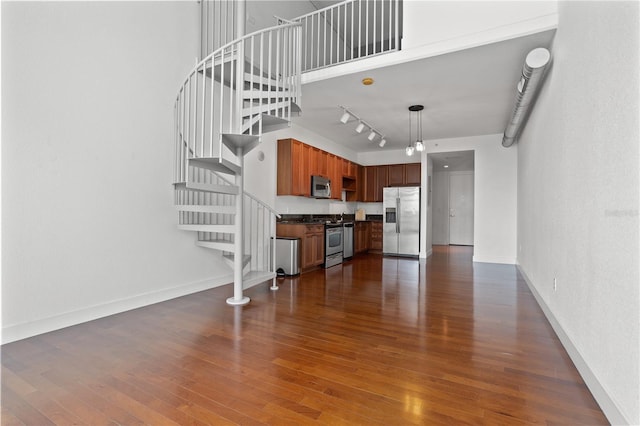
429,151,474,246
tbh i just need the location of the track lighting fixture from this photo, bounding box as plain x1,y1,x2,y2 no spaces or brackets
338,106,387,149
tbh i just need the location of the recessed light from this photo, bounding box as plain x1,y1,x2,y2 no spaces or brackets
362,77,374,86
444,165,449,168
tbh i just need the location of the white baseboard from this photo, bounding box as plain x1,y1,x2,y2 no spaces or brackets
1,273,233,345
517,265,629,426
472,254,516,264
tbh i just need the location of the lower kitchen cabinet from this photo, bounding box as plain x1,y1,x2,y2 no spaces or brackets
370,221,382,251
354,222,370,254
276,223,324,272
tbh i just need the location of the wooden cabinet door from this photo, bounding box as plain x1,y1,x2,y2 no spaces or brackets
405,163,421,186
313,231,325,265
291,140,309,196
341,158,349,177
277,139,312,196
387,164,404,186
329,154,341,199
302,234,315,269
375,165,388,201
370,222,382,250
317,150,328,178
364,166,377,202
356,164,364,201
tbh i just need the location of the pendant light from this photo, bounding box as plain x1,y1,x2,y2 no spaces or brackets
406,105,425,156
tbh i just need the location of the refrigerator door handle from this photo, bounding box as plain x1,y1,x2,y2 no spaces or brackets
396,197,400,234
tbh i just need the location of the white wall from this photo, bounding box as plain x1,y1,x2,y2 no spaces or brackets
403,1,558,50
425,156,433,255
424,134,518,264
1,2,235,343
516,2,639,424
432,171,450,245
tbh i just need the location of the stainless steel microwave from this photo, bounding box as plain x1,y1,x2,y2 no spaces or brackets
311,175,331,198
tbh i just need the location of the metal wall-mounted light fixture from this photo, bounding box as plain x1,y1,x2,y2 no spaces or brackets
339,106,386,147
502,47,551,147
406,105,425,156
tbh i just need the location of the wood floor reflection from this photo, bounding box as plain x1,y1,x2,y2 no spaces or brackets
1,246,608,425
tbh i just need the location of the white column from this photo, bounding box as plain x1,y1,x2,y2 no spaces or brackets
227,147,249,306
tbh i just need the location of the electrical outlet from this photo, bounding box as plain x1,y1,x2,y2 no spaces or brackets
553,277,557,291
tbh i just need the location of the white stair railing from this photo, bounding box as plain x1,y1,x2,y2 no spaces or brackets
286,0,402,72
177,167,280,287
174,22,302,185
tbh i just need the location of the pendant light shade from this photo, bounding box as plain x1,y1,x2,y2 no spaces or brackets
406,105,425,156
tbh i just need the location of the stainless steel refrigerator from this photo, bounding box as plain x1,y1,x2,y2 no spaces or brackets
383,187,420,256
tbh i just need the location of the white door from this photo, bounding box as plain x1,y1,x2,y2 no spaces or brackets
449,172,474,245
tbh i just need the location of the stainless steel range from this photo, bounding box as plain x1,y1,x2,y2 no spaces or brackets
324,223,343,268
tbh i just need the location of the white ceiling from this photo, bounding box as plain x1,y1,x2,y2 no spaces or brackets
292,30,556,153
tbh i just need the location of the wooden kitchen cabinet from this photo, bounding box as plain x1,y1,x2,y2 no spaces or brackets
387,163,421,186
354,221,370,254
328,154,342,199
277,138,364,199
277,223,324,272
370,221,383,251
404,163,421,186
362,163,421,201
277,138,310,196
387,164,405,186
363,166,388,202
303,224,324,269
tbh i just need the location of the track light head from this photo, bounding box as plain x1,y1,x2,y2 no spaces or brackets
355,122,365,133
368,131,377,141
340,111,350,124
379,138,386,147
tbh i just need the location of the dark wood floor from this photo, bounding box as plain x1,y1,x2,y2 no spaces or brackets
1,246,607,425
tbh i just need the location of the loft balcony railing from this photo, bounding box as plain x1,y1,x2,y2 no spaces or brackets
283,0,402,72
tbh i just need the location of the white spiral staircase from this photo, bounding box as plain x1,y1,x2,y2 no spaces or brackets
173,22,302,305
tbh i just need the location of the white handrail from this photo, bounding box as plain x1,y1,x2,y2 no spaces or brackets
174,22,302,185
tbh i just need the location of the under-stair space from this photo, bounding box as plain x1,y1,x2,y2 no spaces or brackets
173,22,302,304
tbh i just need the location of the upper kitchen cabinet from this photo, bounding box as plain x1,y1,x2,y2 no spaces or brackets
328,153,342,199
362,163,421,202
277,138,310,196
311,148,329,178
386,163,422,187
364,165,387,202
387,164,404,186
404,163,421,186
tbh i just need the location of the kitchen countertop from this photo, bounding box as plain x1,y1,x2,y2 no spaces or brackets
277,214,382,224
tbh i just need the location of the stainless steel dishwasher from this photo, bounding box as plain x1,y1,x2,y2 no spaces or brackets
343,222,354,259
